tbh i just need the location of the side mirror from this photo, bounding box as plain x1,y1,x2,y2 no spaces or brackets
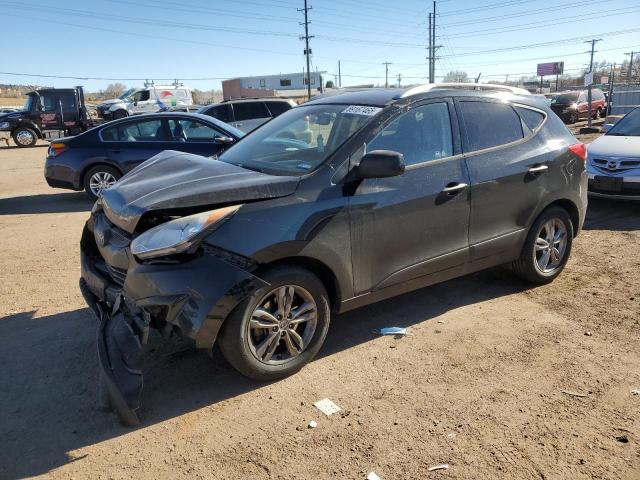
133,101,138,106
214,135,235,145
354,150,405,179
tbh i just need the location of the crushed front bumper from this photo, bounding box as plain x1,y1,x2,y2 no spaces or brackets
79,214,268,424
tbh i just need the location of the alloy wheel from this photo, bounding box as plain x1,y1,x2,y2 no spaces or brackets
247,285,318,365
89,171,117,197
534,218,568,274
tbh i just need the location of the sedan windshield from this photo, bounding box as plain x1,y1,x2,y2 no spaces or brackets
218,104,381,175
606,108,640,136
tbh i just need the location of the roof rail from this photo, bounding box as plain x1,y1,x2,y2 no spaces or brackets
401,83,530,97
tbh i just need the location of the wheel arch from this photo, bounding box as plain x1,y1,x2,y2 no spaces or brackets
256,256,342,312
543,198,581,237
13,121,42,138
80,161,123,187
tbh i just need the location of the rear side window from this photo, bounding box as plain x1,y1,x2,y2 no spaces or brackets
459,101,523,152
233,101,269,121
206,104,232,123
265,101,291,117
514,106,545,135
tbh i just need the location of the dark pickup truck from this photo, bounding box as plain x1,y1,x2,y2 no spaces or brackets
0,87,94,147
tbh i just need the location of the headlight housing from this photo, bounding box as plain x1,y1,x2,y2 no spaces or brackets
131,205,241,259
0,121,10,129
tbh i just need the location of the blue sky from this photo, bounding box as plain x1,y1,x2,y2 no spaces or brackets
0,0,639,91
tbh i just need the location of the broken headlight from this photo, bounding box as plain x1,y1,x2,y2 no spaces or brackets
131,205,241,260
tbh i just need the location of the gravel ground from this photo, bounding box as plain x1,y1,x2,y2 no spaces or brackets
0,135,638,480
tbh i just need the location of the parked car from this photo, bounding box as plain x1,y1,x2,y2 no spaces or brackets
198,98,296,133
96,85,193,120
587,107,640,199
0,108,18,114
80,87,587,424
45,112,244,200
549,89,606,123
0,87,93,147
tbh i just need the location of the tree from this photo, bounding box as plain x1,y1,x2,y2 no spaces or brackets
104,83,127,98
325,80,335,89
442,71,468,83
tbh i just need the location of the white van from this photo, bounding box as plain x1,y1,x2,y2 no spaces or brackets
96,85,193,120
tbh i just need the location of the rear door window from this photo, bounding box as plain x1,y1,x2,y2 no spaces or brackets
265,101,291,117
458,101,524,152
367,102,453,166
233,101,269,121
102,119,167,142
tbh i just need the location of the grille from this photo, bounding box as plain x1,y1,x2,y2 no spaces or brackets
591,158,640,173
106,264,127,287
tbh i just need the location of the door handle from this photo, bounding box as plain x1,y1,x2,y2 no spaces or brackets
441,182,468,194
528,165,548,173
235,123,243,127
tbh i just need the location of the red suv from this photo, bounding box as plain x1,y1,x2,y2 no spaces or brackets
549,89,606,124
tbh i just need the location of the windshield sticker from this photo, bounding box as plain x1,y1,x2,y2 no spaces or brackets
342,105,382,116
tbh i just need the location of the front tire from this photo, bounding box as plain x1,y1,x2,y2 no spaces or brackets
218,265,330,381
83,165,121,201
12,127,37,147
512,206,573,285
112,110,128,120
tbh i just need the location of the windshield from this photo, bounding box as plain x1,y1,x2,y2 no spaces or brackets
218,104,380,175
606,108,640,136
552,92,579,104
22,95,34,111
118,88,135,100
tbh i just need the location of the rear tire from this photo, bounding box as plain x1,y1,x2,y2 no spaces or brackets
512,206,573,285
218,265,330,381
83,165,121,201
12,127,37,147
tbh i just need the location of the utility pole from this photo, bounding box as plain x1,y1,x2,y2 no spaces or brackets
397,73,402,87
585,38,601,128
625,51,635,82
427,12,432,82
383,62,392,88
338,60,342,88
607,62,615,115
298,0,313,101
431,1,436,83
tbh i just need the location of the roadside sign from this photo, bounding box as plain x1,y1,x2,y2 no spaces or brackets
537,62,564,76
584,72,593,86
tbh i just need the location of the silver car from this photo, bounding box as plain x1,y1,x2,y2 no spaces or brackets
587,107,640,200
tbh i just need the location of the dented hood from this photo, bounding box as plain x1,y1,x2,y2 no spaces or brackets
101,150,300,233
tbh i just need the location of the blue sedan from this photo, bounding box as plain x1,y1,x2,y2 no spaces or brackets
44,112,245,200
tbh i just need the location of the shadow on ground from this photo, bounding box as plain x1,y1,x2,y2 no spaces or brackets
583,197,640,231
0,144,48,150
0,268,527,479
0,192,92,215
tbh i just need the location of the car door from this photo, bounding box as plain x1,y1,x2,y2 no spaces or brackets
36,92,61,131
456,99,550,262
100,118,171,172
577,91,589,119
349,99,471,294
166,117,235,157
130,90,153,115
231,101,271,132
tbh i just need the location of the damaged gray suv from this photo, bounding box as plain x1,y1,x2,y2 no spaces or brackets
80,87,588,424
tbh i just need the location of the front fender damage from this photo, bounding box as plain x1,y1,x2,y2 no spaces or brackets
80,244,269,425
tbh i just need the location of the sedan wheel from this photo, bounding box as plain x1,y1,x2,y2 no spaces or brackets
247,285,318,364
89,171,118,197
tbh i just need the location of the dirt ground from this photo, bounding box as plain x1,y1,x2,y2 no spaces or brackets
0,133,638,480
